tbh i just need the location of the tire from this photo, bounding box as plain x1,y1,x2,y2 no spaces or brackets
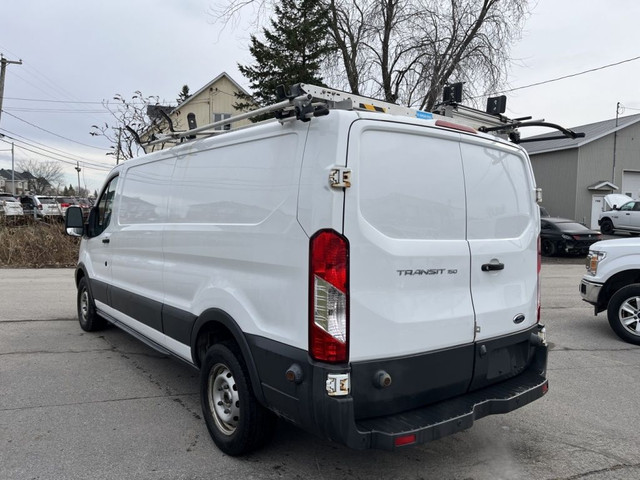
200,342,277,456
77,277,106,332
541,239,557,257
607,284,640,345
600,218,614,235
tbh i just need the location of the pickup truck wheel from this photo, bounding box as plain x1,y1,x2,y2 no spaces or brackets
600,219,614,235
77,277,106,332
200,342,277,456
541,239,556,256
607,285,640,345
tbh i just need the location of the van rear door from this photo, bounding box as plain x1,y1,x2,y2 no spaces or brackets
461,139,539,341
343,120,476,363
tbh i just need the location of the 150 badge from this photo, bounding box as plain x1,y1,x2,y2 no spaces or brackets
397,269,458,276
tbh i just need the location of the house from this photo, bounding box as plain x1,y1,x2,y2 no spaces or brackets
0,169,27,195
0,170,52,195
147,72,254,149
522,114,640,229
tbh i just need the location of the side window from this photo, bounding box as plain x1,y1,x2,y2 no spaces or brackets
633,202,640,211
94,176,119,235
620,202,634,211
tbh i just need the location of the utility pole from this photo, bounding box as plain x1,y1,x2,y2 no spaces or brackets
0,54,23,124
11,142,15,195
612,102,622,184
75,162,81,196
116,127,122,165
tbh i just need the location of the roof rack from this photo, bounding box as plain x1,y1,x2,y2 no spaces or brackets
141,83,583,148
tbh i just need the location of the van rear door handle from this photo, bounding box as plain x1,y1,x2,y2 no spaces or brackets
102,238,110,244
482,262,504,272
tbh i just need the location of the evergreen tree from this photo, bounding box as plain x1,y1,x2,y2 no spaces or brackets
235,0,334,114
177,85,191,105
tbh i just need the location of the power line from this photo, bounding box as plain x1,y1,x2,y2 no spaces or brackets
0,135,110,172
0,128,112,170
496,55,640,95
2,110,106,150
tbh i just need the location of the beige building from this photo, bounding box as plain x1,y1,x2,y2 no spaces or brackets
149,72,253,147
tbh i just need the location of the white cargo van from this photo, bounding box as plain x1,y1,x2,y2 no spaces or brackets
65,85,549,455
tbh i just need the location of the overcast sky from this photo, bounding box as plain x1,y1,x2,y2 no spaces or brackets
1,0,639,193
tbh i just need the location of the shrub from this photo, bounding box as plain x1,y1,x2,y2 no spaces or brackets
0,217,80,267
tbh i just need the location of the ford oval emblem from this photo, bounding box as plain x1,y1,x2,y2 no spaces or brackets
513,314,526,324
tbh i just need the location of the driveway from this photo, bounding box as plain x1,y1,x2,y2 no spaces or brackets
2,267,640,479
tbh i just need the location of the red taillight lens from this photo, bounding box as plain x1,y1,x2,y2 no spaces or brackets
309,229,349,363
394,434,416,447
61,203,70,208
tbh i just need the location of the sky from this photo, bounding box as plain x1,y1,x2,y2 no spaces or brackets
1,0,640,194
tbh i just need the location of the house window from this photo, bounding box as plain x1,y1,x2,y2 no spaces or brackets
213,113,231,131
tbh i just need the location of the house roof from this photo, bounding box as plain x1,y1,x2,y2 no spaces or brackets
522,113,640,155
173,72,251,111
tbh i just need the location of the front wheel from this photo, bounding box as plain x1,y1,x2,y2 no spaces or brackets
77,277,106,332
200,342,277,455
607,284,640,345
600,218,614,235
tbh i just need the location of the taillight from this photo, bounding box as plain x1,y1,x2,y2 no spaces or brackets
537,235,541,323
37,205,43,210
61,203,70,208
309,229,349,363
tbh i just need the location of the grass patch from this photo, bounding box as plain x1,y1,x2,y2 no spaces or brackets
0,217,80,268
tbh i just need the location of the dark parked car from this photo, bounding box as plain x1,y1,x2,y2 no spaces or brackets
541,217,602,256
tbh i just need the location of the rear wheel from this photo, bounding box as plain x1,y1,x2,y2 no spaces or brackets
607,284,640,345
541,239,556,257
77,277,106,332
200,342,277,455
600,218,614,235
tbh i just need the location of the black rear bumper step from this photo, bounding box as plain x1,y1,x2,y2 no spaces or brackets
356,370,547,450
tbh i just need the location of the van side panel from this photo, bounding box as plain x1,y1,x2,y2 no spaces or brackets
162,125,310,350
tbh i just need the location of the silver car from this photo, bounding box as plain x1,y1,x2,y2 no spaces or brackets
0,193,24,216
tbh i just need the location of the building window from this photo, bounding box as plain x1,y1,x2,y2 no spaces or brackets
213,113,231,131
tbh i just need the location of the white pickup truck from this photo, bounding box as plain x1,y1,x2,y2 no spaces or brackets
580,238,640,344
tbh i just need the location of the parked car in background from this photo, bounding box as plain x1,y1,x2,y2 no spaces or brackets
20,195,62,219
541,217,602,256
0,193,24,217
76,197,93,218
599,197,640,235
55,196,79,217
580,238,640,345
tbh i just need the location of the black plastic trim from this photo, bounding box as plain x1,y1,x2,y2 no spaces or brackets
110,285,163,332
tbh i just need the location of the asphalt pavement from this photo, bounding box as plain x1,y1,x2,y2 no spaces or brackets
1,265,640,480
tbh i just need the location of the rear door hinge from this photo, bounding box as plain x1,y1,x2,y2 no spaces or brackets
329,167,351,189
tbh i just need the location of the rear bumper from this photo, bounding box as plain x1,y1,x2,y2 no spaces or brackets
247,325,548,450
356,368,547,450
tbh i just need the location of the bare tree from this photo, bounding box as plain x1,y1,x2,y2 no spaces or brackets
211,0,529,109
17,159,64,194
90,92,172,162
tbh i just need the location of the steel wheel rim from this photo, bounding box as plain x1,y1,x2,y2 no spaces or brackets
618,296,640,337
80,289,89,323
208,363,240,436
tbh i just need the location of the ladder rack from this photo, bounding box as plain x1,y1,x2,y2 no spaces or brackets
142,83,576,149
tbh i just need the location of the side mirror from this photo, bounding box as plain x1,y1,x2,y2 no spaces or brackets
65,206,84,237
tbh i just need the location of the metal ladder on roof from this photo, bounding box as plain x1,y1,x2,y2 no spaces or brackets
143,83,583,150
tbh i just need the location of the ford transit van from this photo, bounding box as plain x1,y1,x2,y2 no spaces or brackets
66,85,548,455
